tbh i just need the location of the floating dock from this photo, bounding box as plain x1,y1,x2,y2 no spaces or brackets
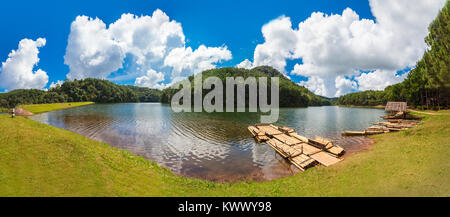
248,124,344,171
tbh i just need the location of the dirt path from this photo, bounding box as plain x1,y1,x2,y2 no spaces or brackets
408,109,440,115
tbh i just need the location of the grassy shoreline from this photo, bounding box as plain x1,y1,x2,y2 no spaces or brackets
19,102,94,114
0,104,448,196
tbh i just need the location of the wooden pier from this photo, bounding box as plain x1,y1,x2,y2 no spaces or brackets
248,124,344,171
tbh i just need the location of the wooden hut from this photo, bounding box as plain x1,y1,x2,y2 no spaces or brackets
385,102,407,112
383,102,407,119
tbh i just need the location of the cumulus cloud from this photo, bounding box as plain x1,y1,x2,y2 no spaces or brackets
0,38,49,91
236,59,253,69
299,76,327,96
64,9,231,88
164,45,231,79
49,80,64,89
335,76,358,96
134,69,165,89
355,70,407,91
242,0,445,96
237,16,297,73
64,16,125,80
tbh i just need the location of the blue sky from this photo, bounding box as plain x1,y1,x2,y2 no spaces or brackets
0,0,444,96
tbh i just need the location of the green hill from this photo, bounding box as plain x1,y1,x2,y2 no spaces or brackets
1,67,332,108
161,66,332,107
0,78,161,108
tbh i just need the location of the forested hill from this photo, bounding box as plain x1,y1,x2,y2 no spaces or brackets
161,66,333,107
0,78,161,108
338,1,449,109
0,66,332,108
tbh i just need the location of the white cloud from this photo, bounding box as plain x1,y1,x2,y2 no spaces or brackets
0,38,49,91
164,45,231,79
49,80,64,89
242,0,445,96
64,16,125,80
335,76,358,96
238,16,297,73
236,59,253,69
134,69,165,89
355,70,407,91
64,9,231,88
299,76,327,96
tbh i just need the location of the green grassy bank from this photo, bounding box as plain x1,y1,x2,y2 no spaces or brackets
0,106,448,196
20,102,94,114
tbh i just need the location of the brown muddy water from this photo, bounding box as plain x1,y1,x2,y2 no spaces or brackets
30,103,386,182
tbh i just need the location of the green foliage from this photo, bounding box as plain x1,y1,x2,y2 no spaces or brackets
0,78,161,108
339,2,450,109
161,66,333,107
338,90,387,106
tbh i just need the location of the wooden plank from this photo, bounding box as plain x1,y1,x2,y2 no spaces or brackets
309,136,345,156
266,139,288,158
273,133,302,146
268,139,302,158
291,155,316,170
368,126,386,131
375,122,391,126
290,142,322,156
327,146,345,156
311,136,333,149
310,151,341,167
289,132,309,143
256,125,283,136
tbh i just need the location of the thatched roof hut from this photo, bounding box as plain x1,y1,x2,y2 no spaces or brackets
385,102,407,112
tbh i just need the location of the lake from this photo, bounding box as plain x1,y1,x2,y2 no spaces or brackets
30,103,386,182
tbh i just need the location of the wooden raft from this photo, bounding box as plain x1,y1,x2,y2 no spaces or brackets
343,119,421,136
249,124,343,171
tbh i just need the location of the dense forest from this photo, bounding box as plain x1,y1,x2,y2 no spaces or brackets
0,78,161,108
161,66,333,107
1,66,332,109
338,1,449,109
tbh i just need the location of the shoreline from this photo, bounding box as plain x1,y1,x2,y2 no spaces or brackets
0,103,448,196
20,102,94,114
337,105,385,109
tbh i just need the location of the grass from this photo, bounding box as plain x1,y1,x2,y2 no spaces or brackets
0,109,448,196
20,102,94,114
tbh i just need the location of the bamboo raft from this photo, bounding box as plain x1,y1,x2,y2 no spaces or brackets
342,117,421,136
248,124,344,171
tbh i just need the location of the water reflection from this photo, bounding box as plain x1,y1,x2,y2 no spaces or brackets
30,103,385,182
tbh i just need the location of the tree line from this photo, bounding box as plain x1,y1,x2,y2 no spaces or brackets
0,78,161,108
339,1,449,109
161,66,333,107
1,66,334,110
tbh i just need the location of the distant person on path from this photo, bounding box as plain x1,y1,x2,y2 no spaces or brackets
11,108,15,118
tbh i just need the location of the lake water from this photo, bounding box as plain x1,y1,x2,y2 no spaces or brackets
30,103,386,182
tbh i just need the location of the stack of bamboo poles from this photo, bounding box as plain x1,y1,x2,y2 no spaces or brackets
248,124,344,171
